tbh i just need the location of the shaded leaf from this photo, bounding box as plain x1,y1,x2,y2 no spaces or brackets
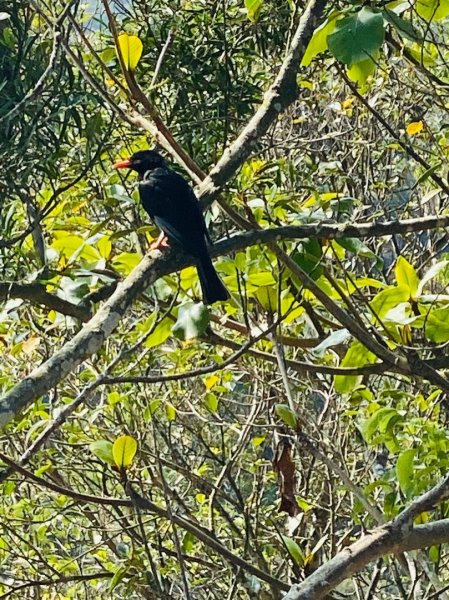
282,536,304,566
90,440,115,466
172,303,209,341
328,7,385,66
275,404,298,428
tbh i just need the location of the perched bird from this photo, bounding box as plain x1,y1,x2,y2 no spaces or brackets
113,149,229,304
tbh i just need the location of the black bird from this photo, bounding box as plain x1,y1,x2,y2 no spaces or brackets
113,149,229,305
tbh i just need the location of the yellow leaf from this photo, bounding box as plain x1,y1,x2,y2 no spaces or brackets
406,121,424,136
341,96,355,110
117,33,143,71
22,336,40,355
298,80,313,90
112,435,138,469
204,374,219,390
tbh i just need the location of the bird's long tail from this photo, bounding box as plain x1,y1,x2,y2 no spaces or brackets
196,253,229,305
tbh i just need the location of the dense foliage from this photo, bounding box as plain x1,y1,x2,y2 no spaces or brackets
2,0,449,598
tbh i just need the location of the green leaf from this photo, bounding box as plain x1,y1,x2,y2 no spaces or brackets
117,33,143,71
425,307,449,342
416,0,449,21
182,532,196,553
247,271,276,286
109,566,128,592
418,260,449,295
165,403,177,421
254,286,278,311
107,391,121,405
346,55,377,85
429,545,440,563
328,7,385,66
204,392,219,413
396,449,414,495
360,407,399,441
394,256,419,298
145,317,173,348
281,536,304,566
334,341,377,393
301,12,340,67
90,440,115,466
172,303,210,341
111,252,141,275
112,435,138,469
293,239,323,280
275,404,298,428
336,237,379,262
370,285,410,318
383,9,421,42
245,0,263,22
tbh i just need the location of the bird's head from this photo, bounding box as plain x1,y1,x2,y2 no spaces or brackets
113,150,166,175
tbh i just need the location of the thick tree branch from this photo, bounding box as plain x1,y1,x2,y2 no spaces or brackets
284,474,449,599
4,211,449,425
0,282,91,322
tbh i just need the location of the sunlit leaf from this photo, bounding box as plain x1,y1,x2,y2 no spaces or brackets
165,403,177,421
301,12,340,66
245,0,263,22
334,341,377,393
396,448,414,495
346,55,377,84
425,306,449,342
394,256,419,299
112,435,138,469
370,286,410,318
406,121,424,135
416,0,449,21
117,33,143,71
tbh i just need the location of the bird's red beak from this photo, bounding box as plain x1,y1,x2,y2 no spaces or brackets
113,158,132,169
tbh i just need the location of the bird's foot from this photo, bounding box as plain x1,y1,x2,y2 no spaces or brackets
150,233,170,250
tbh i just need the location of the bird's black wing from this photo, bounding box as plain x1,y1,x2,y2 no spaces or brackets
138,167,208,257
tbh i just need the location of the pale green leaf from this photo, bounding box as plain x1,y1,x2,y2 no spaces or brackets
417,260,449,295
90,440,115,466
370,285,410,318
416,0,449,21
425,306,449,342
245,0,263,22
396,448,414,495
301,12,340,66
165,403,177,421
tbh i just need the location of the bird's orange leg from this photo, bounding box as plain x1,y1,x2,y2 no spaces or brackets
150,231,171,250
